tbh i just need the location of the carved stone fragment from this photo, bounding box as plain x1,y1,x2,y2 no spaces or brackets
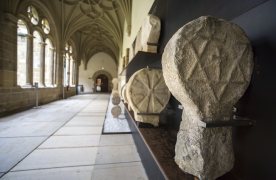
112,91,121,105
141,14,161,53
111,105,121,118
126,68,170,126
162,16,253,179
112,78,118,91
121,84,127,102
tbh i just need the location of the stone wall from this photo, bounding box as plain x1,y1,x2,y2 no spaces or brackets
0,86,76,116
0,11,76,117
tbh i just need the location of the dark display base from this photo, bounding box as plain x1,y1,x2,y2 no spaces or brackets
124,103,240,180
124,104,194,180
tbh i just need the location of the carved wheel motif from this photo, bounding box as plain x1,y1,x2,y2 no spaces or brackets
127,68,170,113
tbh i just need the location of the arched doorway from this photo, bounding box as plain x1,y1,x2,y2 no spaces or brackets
92,70,113,92
95,74,108,92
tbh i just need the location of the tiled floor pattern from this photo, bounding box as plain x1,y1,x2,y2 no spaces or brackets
0,94,148,180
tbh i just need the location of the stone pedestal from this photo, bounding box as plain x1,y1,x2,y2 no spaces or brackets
126,68,170,126
162,16,254,179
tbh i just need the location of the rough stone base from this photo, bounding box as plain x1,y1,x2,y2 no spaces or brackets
134,113,159,127
174,113,234,180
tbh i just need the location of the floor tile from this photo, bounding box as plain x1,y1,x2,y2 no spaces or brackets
0,122,64,138
95,145,141,164
77,112,106,116
65,116,105,127
2,166,94,180
39,135,101,148
11,147,98,171
54,127,102,135
0,137,46,172
69,116,105,122
92,162,148,180
99,135,134,146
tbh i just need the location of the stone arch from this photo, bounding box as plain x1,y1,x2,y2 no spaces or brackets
17,15,31,34
16,0,60,49
92,70,113,92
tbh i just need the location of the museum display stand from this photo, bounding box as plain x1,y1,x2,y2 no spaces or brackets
121,51,256,179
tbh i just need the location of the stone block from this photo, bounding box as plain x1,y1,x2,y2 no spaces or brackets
112,91,121,105
112,78,118,91
162,16,254,179
141,14,161,53
111,105,122,118
126,68,170,126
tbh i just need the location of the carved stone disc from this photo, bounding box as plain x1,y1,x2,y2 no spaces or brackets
112,92,121,105
126,68,170,115
111,105,121,118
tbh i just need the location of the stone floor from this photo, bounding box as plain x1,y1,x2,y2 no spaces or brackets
0,94,148,180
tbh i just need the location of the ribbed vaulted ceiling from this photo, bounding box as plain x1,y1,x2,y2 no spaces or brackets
62,0,132,66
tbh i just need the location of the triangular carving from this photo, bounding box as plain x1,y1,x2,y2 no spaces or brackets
230,66,246,83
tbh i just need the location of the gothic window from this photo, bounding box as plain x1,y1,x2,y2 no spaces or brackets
33,31,42,85
17,20,28,86
42,18,50,34
65,52,70,86
70,56,74,85
64,43,75,86
27,6,39,25
45,38,53,86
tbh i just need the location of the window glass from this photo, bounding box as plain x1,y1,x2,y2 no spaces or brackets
33,31,42,85
42,18,50,34
27,6,39,25
17,20,28,86
45,39,53,86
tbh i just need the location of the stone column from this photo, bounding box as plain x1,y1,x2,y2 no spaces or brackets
0,13,18,87
26,34,33,86
50,48,55,86
56,48,64,87
75,60,80,87
67,57,71,86
72,61,76,85
40,41,46,86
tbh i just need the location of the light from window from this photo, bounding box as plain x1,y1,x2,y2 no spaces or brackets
42,18,50,34
17,20,28,86
45,39,53,86
33,31,42,85
27,6,39,25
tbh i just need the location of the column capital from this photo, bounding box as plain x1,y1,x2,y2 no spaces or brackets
39,42,47,46
26,34,34,38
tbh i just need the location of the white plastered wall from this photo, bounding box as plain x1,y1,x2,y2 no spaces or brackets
79,52,117,93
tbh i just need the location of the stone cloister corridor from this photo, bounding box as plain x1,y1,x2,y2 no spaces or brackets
0,94,147,180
